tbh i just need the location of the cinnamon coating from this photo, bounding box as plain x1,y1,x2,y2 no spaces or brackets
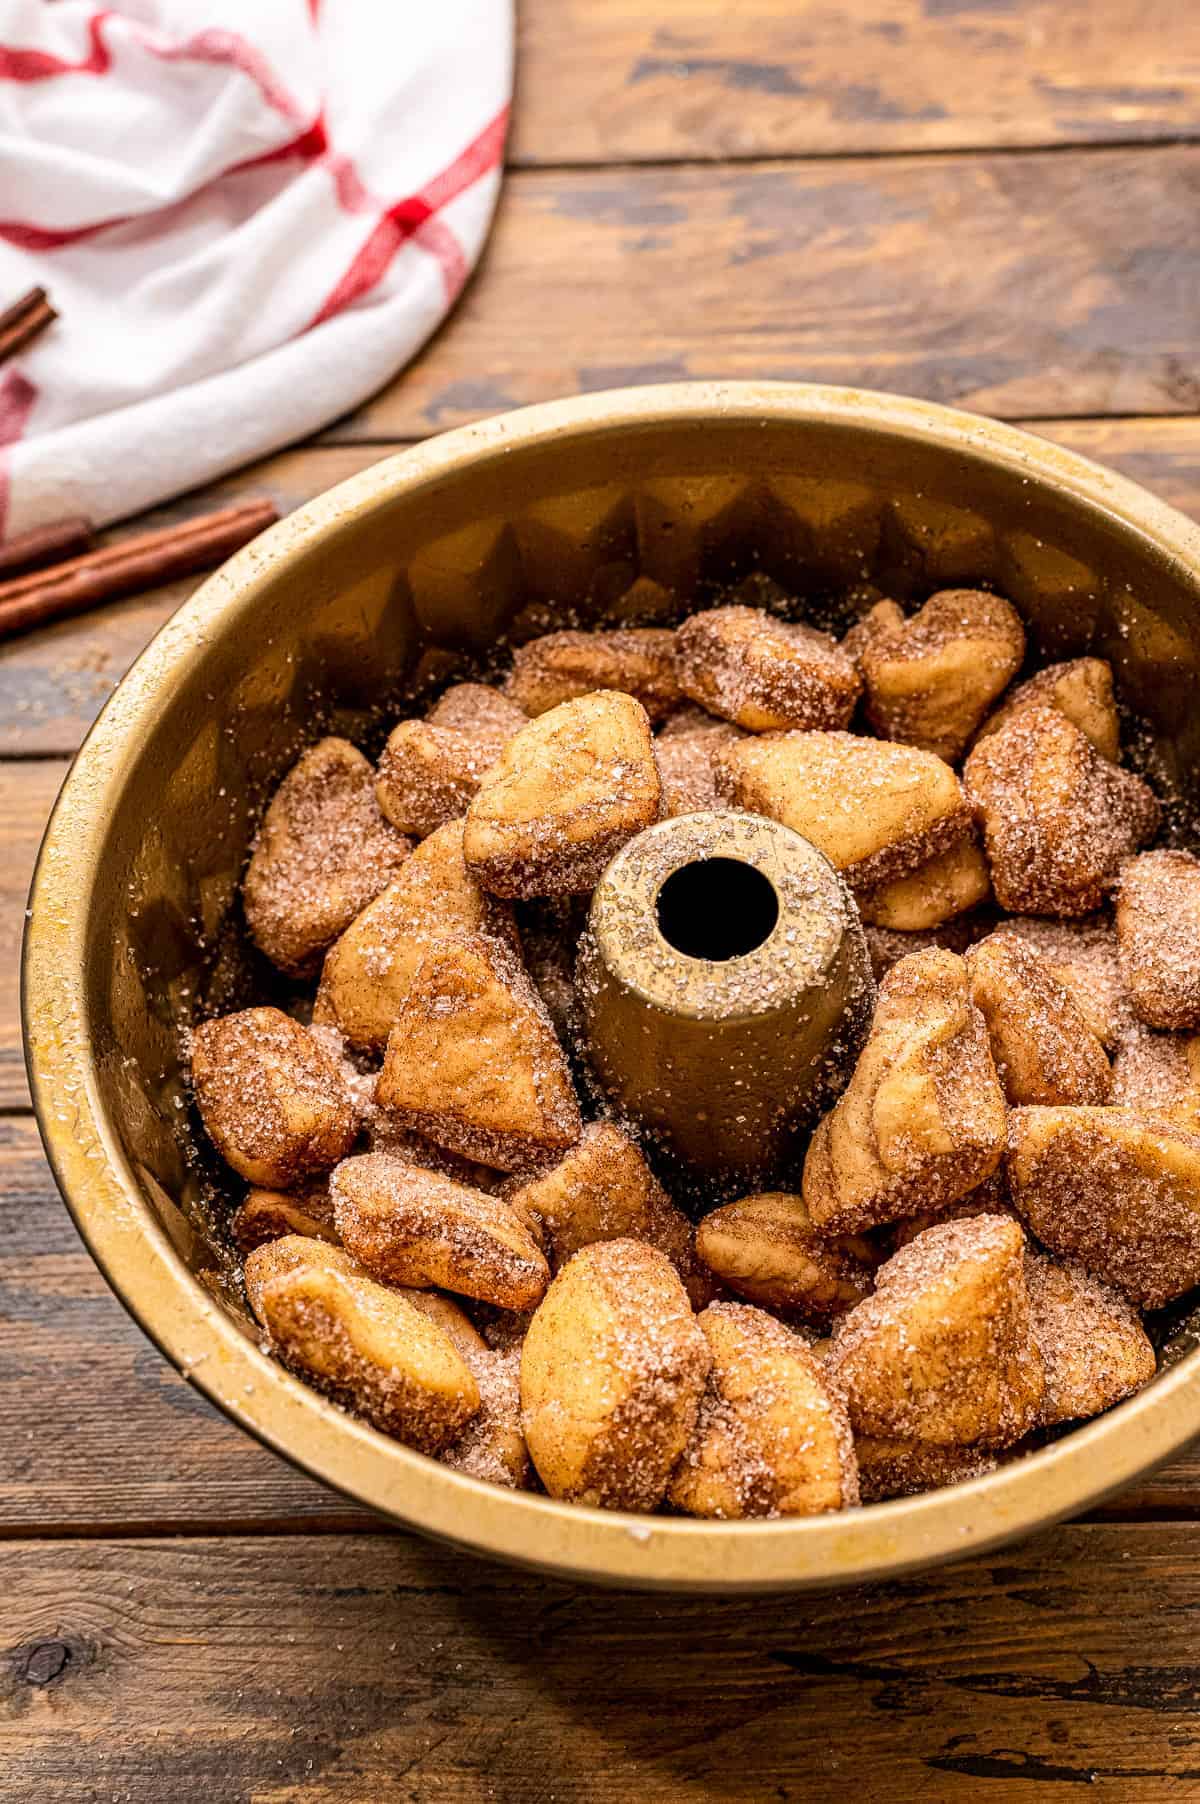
803,950,1007,1235
675,605,861,732
244,737,411,977
668,1302,859,1519
964,706,1159,916
849,588,1025,761
191,1007,358,1188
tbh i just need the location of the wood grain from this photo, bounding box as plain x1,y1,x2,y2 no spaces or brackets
6,1526,1200,1799
2,419,1198,763
514,0,1200,164
332,147,1200,439
0,1114,1196,1535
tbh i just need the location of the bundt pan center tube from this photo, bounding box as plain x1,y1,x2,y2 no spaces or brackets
22,381,1200,1592
579,811,874,1187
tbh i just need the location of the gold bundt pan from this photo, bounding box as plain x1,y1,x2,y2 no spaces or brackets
24,383,1200,1591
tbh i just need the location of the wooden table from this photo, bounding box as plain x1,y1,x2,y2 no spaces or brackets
5,5,1200,1795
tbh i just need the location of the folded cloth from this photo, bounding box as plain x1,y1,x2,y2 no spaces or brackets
0,0,512,538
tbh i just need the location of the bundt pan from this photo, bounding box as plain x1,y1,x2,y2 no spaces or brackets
23,383,1200,1593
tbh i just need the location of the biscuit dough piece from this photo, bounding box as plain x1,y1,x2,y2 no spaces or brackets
974,657,1120,763
502,1121,693,1275
990,916,1134,1050
668,1302,859,1518
332,1152,550,1309
654,718,743,818
505,629,681,721
1111,1029,1200,1135
1116,849,1200,1030
694,1191,874,1322
244,1235,480,1451
520,1239,709,1510
857,837,991,931
675,605,861,732
827,1215,1045,1447
716,730,973,892
316,819,515,1052
963,706,1160,916
803,950,1007,1235
850,589,1026,761
965,933,1111,1106
854,1435,1000,1502
464,691,662,897
192,1007,358,1188
231,1181,340,1254
375,684,527,838
1006,1105,1200,1307
1025,1254,1155,1426
376,932,581,1171
244,737,411,976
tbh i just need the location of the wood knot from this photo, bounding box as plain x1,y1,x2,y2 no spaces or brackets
16,1639,72,1686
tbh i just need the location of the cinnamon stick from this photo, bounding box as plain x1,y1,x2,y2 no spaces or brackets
0,498,280,641
0,515,93,580
0,286,56,365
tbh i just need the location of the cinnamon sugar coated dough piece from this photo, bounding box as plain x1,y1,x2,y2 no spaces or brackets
243,1236,480,1451
654,718,742,818
857,836,991,931
316,819,515,1052
716,730,973,892
1111,1029,1200,1134
1025,1254,1156,1426
1006,1106,1200,1307
963,706,1160,915
331,1152,549,1310
863,915,986,981
965,933,1112,1106
231,1181,340,1254
1117,850,1200,1029
375,684,527,839
393,1287,528,1486
890,1166,1015,1250
974,656,1120,762
501,1121,693,1276
505,629,681,721
520,1239,710,1510
803,949,1007,1235
376,932,581,1171
694,1191,874,1322
464,690,662,897
364,1117,507,1195
674,605,862,732
850,588,1025,761
668,1302,859,1519
827,1216,1045,1447
243,737,411,976
854,1435,1000,1503
191,1007,358,1188
991,916,1134,1049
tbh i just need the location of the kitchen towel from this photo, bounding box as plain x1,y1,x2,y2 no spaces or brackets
0,0,512,537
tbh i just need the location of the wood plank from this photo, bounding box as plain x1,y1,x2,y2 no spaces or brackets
0,762,64,1110
514,0,1200,164
6,1526,1200,1799
0,1115,1198,1533
332,147,1200,439
0,1117,372,1535
0,445,392,759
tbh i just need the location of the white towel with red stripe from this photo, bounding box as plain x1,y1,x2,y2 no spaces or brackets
0,0,512,540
